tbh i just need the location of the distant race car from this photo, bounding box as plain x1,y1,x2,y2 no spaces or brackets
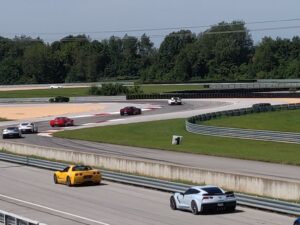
54,165,102,186
50,117,74,127
18,122,38,133
294,218,300,225
2,127,22,139
50,85,63,89
49,96,70,103
168,97,182,105
120,106,142,116
170,185,236,215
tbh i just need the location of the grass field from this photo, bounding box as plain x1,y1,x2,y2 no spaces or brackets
202,110,300,133
0,84,204,98
54,118,300,166
0,88,90,98
140,84,204,94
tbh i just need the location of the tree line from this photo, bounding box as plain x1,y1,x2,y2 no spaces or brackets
0,21,300,85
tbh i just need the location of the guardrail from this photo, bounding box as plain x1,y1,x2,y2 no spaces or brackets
0,209,46,225
186,103,300,144
0,152,299,216
127,91,300,99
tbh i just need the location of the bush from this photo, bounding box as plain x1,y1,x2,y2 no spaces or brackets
88,83,144,96
88,85,101,95
127,85,144,95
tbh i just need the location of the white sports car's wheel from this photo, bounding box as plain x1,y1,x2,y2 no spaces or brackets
191,200,199,215
170,196,177,210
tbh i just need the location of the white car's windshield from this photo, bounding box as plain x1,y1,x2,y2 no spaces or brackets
201,187,223,195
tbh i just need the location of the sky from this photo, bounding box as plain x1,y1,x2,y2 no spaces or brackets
1,0,300,46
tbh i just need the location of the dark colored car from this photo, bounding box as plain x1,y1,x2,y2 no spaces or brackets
50,117,74,127
120,106,142,116
294,218,300,225
49,96,70,103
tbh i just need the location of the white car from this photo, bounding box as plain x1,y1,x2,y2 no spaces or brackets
2,127,22,139
50,85,63,89
168,97,182,105
18,122,38,134
170,185,236,215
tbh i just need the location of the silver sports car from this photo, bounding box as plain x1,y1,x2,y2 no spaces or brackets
18,122,38,133
2,127,22,139
170,185,236,214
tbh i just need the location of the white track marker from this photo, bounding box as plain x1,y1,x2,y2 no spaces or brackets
37,133,52,137
107,119,125,122
70,114,94,118
0,193,111,225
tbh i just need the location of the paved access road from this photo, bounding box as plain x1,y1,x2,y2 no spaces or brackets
0,161,294,225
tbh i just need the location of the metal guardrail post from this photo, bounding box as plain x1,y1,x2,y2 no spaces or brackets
0,210,41,225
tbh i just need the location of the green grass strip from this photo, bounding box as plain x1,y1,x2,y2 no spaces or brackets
140,84,204,94
0,88,90,98
201,110,300,133
0,84,204,98
54,119,300,166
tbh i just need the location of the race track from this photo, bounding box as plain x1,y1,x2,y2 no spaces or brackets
0,161,294,225
1,98,300,182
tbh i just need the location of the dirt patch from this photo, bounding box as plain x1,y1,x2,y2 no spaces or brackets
0,103,106,120
270,98,300,104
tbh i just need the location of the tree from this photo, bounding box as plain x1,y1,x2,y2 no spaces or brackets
0,58,21,84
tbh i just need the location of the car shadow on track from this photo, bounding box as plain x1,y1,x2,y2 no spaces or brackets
70,182,108,188
176,209,244,216
200,209,244,216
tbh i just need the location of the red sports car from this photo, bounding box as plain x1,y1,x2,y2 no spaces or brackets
50,117,74,127
120,106,142,116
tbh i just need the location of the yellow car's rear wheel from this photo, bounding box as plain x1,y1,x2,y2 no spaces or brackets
54,174,58,184
66,176,72,187
94,180,101,185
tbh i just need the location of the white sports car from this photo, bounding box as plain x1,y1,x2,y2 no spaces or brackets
18,122,38,134
168,97,182,105
170,185,236,214
2,127,22,139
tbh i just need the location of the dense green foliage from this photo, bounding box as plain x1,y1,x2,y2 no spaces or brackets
88,83,144,96
0,21,299,84
202,109,300,132
55,119,300,165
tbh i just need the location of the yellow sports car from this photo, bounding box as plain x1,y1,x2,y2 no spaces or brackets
54,165,101,186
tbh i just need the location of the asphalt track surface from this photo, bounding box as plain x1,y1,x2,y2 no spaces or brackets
0,161,294,225
1,98,300,182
